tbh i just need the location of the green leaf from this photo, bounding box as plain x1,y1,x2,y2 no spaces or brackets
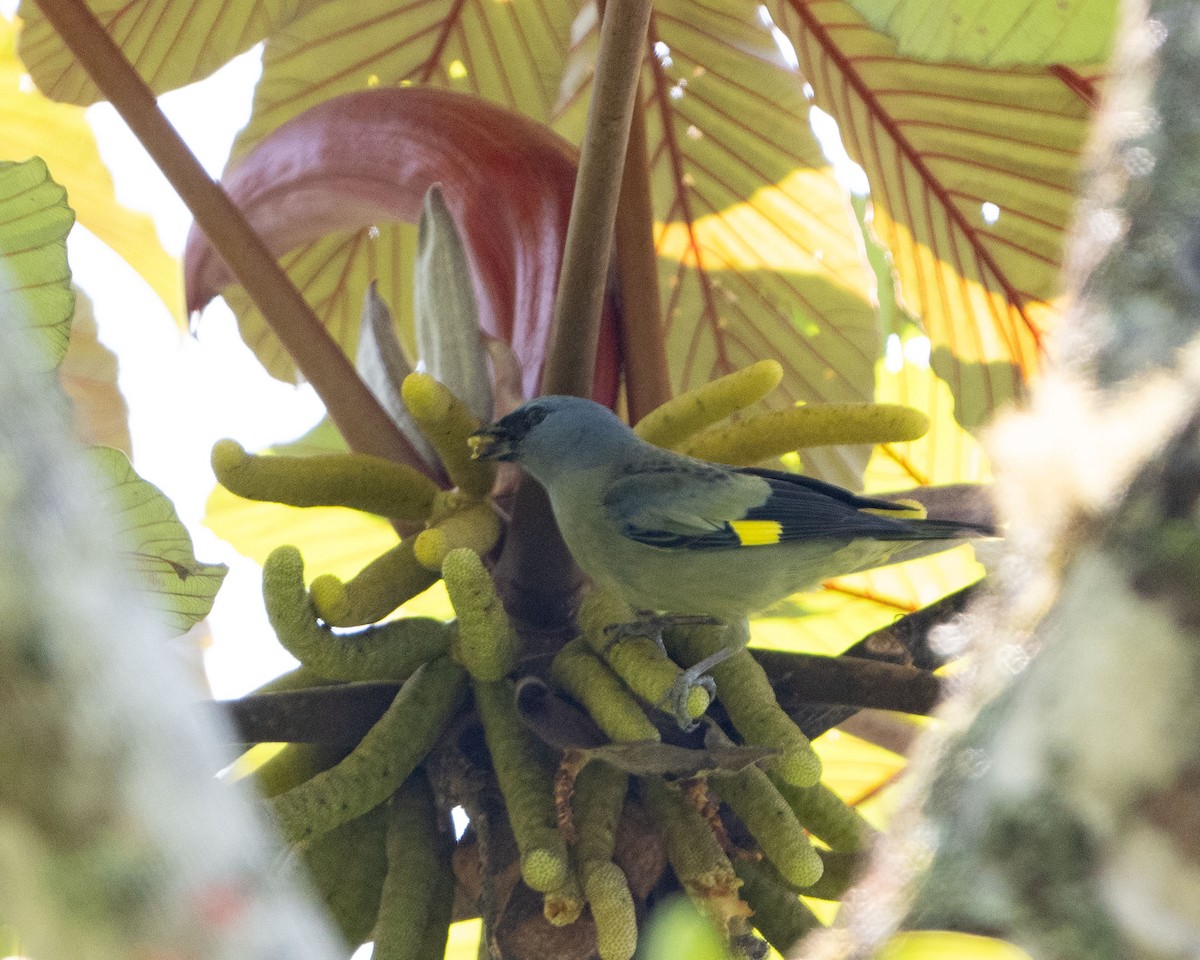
848,0,1116,67
0,156,74,370
86,447,227,637
414,184,491,423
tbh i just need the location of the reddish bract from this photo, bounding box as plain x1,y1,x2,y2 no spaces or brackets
184,87,619,405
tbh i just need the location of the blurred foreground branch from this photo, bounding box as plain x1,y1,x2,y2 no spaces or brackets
0,317,342,958
805,2,1200,958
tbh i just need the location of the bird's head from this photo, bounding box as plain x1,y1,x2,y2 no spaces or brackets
469,396,629,482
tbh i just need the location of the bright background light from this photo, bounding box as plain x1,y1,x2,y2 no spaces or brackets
66,44,325,698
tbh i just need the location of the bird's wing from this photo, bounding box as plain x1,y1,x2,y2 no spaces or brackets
603,462,940,550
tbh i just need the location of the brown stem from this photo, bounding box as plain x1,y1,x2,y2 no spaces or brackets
496,0,654,634
33,0,427,467
750,651,942,717
541,0,654,398
614,78,673,422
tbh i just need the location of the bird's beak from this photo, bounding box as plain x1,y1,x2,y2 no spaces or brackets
468,423,519,462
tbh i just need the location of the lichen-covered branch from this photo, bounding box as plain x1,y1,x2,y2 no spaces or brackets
0,303,342,958
802,2,1200,958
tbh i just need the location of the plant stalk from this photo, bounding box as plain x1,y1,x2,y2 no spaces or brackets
614,78,673,422
542,0,654,398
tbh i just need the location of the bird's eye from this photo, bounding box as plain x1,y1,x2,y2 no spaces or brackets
521,406,550,430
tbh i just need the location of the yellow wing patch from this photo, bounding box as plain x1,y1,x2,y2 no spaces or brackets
729,519,783,546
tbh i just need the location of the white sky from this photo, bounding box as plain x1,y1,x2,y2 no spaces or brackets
68,45,326,698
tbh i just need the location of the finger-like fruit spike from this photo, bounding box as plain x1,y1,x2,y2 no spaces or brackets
262,545,449,681
309,538,439,627
271,657,466,843
443,547,518,681
474,679,570,893
401,373,497,497
634,360,783,449
551,639,660,743
212,438,439,521
678,402,930,465
665,621,821,787
373,773,455,960
413,500,502,572
578,590,710,724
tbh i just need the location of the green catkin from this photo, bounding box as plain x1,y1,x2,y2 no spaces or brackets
574,763,637,960
578,590,710,721
474,679,570,893
676,402,930,465
709,766,823,889
252,742,342,799
804,849,861,901
211,438,439,522
443,548,518,681
665,622,820,787
413,500,502,571
574,762,628,865
263,545,450,681
768,777,874,852
583,862,638,960
543,868,585,927
373,773,454,960
550,638,660,743
271,656,466,842
304,803,391,948
401,372,497,496
639,777,737,897
633,360,784,450
310,538,439,627
248,664,336,695
732,857,822,954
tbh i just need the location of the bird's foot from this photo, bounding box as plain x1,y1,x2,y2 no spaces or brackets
662,643,739,728
601,613,727,730
602,612,722,655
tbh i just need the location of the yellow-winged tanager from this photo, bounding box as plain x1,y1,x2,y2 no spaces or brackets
470,396,990,713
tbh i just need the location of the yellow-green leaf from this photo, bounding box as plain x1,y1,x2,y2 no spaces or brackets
87,447,227,637
16,0,317,106
3,17,181,318
229,0,576,165
58,289,133,454
0,156,73,370
848,0,1116,67
205,482,397,584
878,931,1034,960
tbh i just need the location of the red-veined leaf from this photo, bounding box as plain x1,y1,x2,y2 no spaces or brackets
556,0,883,486
230,0,578,164
183,87,619,404
774,0,1096,424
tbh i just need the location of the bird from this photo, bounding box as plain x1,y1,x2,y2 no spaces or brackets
469,395,991,719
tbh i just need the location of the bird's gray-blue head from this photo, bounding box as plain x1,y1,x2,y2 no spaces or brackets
469,395,633,484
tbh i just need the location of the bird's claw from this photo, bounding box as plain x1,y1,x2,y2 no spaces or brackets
602,612,722,655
